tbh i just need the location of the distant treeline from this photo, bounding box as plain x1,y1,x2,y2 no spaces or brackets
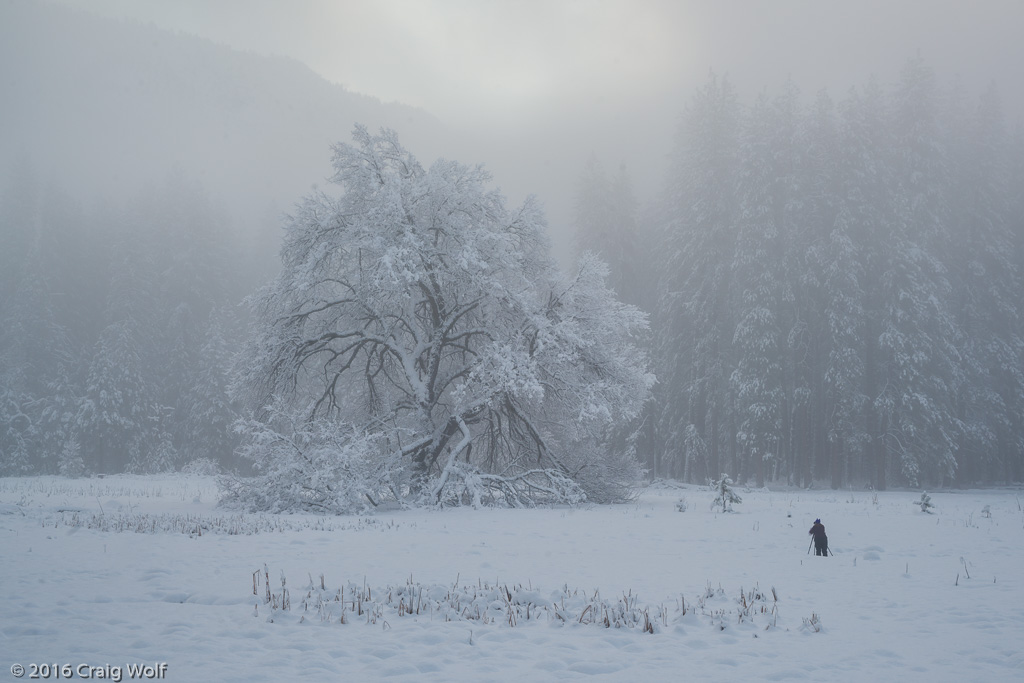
3,56,1022,490
577,58,1024,488
0,173,255,475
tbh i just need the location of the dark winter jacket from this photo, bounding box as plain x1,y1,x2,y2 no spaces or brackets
809,522,827,543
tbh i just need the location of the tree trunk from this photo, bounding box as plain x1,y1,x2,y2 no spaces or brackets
830,440,842,489
801,399,813,487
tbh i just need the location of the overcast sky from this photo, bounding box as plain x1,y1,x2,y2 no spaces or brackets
51,0,1024,129
41,0,1024,263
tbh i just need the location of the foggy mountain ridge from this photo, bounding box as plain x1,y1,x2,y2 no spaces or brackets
0,1,455,477
4,2,1016,270
0,0,452,237
1,1,680,267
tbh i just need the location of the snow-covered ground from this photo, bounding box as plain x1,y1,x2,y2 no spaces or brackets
1,476,1022,682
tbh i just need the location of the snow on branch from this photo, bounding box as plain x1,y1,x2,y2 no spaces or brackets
229,126,653,511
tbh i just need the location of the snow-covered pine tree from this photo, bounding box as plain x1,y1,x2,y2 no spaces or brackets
572,158,646,310
0,366,34,475
681,423,710,483
943,83,1022,483
40,362,81,472
0,228,73,473
879,57,962,487
807,88,869,489
77,317,155,473
139,176,237,470
183,308,240,468
573,157,612,260
57,434,86,477
127,430,177,474
653,71,741,481
76,247,159,473
838,76,897,490
730,90,790,488
1006,122,1024,481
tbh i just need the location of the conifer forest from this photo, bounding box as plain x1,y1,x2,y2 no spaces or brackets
2,3,1022,495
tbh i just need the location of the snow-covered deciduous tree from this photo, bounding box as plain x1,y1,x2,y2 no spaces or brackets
220,399,391,514
233,126,654,509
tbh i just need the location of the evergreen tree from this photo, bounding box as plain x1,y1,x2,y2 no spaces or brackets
0,365,34,475
944,84,1022,482
0,238,72,473
836,77,898,490
40,362,81,472
730,89,797,487
572,157,643,308
880,57,961,485
806,87,872,488
184,308,240,467
1006,123,1024,480
76,246,159,473
77,317,155,472
654,72,741,481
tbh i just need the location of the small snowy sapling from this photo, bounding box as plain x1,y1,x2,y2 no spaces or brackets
918,491,934,513
711,474,742,513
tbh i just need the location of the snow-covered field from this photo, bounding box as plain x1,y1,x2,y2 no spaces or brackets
1,476,1022,682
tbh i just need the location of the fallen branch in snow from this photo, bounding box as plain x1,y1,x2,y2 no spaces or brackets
433,463,587,509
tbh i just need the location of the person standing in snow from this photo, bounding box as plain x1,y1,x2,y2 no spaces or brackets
809,518,828,556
